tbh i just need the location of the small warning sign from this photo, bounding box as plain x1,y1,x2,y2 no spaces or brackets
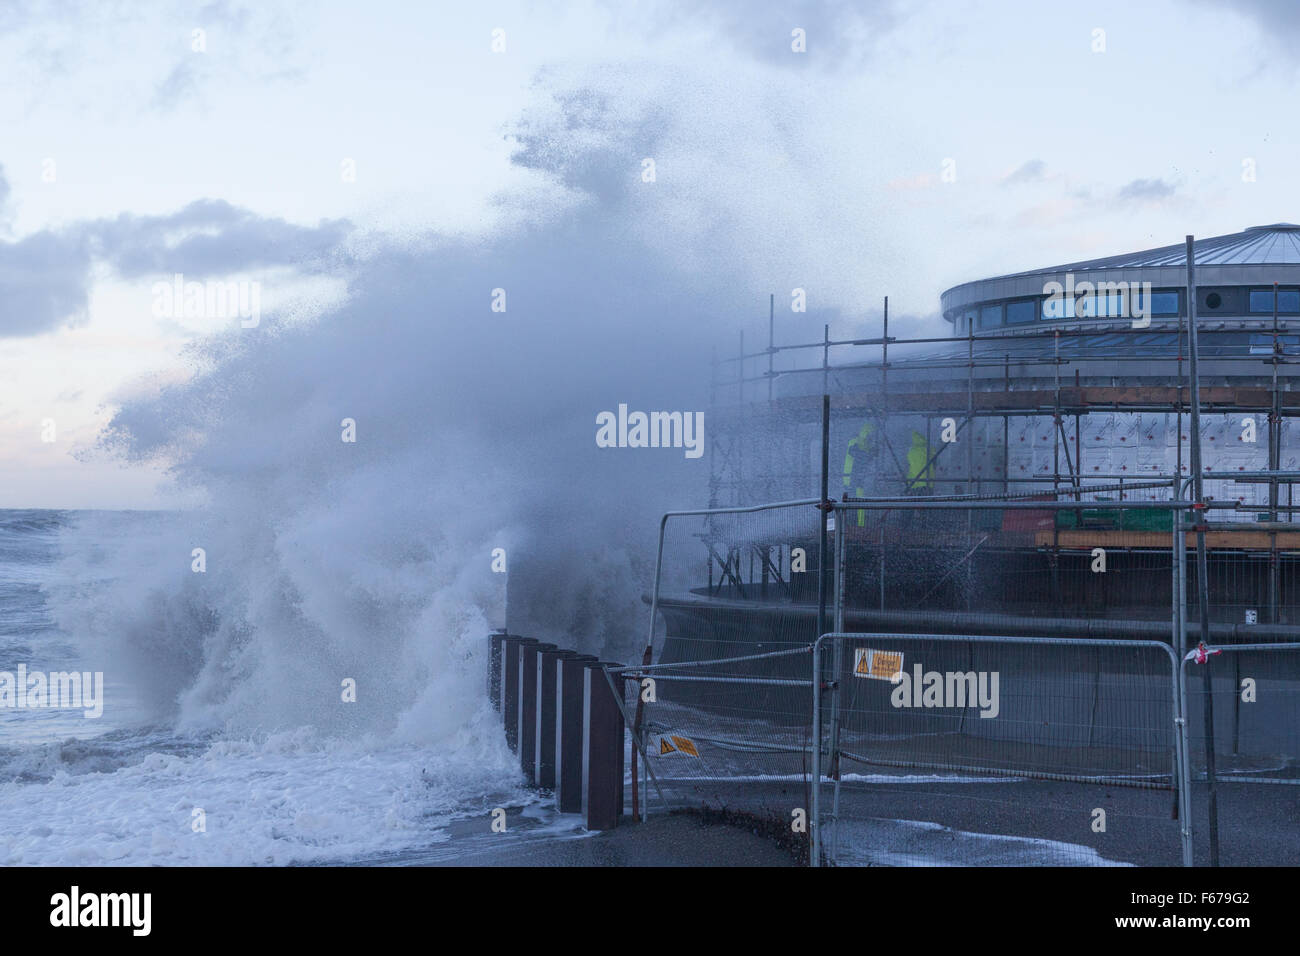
853,648,904,682
854,649,871,675
671,735,699,756
652,733,699,756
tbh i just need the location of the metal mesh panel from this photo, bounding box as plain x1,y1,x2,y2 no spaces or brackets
814,633,1185,867
619,648,816,825
633,494,1300,867
632,502,828,838
1191,522,1300,628
838,500,1178,630
653,501,825,660
1181,644,1300,866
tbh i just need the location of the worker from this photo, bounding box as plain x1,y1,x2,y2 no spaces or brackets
907,430,931,492
843,421,876,525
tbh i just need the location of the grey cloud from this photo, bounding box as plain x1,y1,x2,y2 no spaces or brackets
1003,159,1046,185
1192,0,1300,39
1117,177,1176,201
615,0,908,69
152,60,203,111
0,177,352,338
197,0,252,32
92,200,352,278
0,230,93,336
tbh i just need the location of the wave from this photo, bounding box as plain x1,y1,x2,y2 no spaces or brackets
41,146,718,758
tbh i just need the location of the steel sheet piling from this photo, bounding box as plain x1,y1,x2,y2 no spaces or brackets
535,647,575,789
555,654,597,813
518,642,556,784
581,662,625,831
501,636,537,751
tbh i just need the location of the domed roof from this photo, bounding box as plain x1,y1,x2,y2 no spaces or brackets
941,222,1300,319
1016,223,1300,273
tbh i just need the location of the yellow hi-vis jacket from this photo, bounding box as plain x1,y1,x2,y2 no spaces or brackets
843,422,875,525
907,430,931,490
842,422,875,490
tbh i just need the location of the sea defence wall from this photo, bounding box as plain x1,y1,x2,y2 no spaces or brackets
487,630,627,830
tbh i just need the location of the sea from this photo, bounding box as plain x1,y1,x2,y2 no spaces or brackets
0,509,544,866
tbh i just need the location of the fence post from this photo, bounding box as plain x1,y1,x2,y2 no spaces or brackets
555,653,597,813
1169,491,1184,828
582,662,625,831
811,634,824,867
502,636,537,751
1184,234,1221,866
1177,654,1195,867
519,642,556,783
536,647,576,789
827,508,848,813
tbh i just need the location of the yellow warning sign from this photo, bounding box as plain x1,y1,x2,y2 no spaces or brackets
653,733,699,756
671,735,699,757
854,649,871,675
853,648,904,682
872,651,903,682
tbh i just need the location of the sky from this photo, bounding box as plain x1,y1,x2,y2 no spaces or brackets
4,0,1300,508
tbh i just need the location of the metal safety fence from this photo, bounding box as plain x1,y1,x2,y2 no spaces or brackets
649,498,825,656
833,494,1183,633
625,499,830,843
633,489,1298,866
609,647,816,832
1187,521,1300,629
1181,643,1300,866
811,632,1188,867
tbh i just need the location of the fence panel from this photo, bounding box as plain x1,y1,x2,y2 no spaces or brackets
812,633,1187,867
651,499,826,662
834,497,1180,632
1181,643,1300,866
614,648,817,832
1190,519,1300,629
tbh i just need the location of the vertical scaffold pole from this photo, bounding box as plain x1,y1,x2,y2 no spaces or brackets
827,513,848,857
759,295,769,408
881,297,889,608
822,323,829,396
1003,355,1011,495
1270,283,1281,622
1185,234,1220,866
818,395,830,642
967,323,975,607
811,636,823,867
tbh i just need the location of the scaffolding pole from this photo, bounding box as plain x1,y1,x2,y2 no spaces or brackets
1270,283,1281,622
1185,234,1221,867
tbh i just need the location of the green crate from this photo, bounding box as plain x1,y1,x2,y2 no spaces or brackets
1054,502,1171,532
1118,509,1172,532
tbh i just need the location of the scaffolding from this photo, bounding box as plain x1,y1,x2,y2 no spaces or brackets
708,287,1300,624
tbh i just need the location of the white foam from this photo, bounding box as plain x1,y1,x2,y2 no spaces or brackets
0,725,526,866
832,817,1134,867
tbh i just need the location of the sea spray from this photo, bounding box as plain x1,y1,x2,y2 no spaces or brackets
54,133,727,741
